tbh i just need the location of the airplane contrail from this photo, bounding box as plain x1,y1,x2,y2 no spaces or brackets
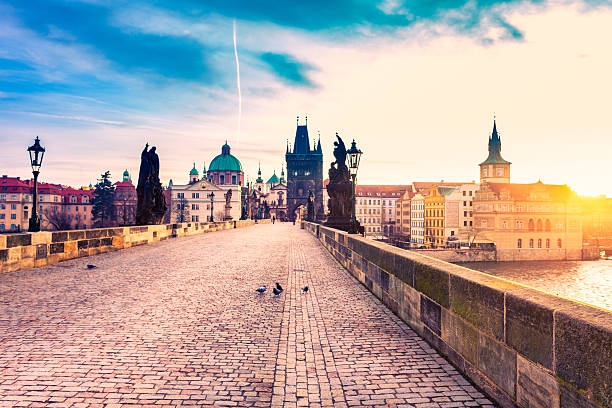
233,20,242,144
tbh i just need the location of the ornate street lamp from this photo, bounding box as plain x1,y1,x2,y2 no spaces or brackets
346,139,362,234
27,136,45,232
208,191,215,222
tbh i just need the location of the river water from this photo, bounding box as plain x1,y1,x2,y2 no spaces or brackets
457,259,612,311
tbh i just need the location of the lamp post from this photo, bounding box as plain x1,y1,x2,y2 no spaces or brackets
208,191,215,222
27,137,45,232
346,139,362,234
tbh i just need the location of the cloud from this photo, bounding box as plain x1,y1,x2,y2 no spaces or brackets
260,52,316,87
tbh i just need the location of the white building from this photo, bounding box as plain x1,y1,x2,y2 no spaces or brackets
410,193,425,246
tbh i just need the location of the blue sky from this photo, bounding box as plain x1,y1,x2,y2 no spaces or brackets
0,0,611,195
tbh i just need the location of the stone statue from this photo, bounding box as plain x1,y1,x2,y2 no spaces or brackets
307,190,315,221
325,133,355,232
136,143,167,225
224,189,233,220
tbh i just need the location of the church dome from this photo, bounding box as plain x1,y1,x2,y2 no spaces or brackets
189,163,199,175
209,143,243,172
267,171,279,184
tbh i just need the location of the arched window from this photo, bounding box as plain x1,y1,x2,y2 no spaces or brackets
537,239,542,248
545,219,551,232
517,239,522,248
528,219,535,231
557,239,562,248
529,239,534,248
546,239,550,248
536,219,543,232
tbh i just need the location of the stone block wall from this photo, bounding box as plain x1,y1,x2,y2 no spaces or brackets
0,219,267,273
410,248,497,262
304,222,611,408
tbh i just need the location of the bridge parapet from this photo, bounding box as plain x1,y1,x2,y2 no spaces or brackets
303,221,611,408
0,219,269,273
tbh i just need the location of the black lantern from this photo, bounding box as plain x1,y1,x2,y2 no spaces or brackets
347,139,362,177
208,191,215,222
346,139,362,234
27,136,45,232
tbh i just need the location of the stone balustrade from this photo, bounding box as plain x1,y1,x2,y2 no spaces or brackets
0,219,269,273
303,221,611,408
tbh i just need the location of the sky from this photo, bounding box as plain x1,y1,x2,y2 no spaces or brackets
0,0,611,196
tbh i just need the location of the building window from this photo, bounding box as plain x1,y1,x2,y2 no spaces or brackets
220,175,225,184
537,239,542,248
463,220,467,226
178,193,184,198
469,191,472,196
557,239,562,248
503,221,508,229
546,239,550,248
192,193,199,198
483,168,488,177
496,168,504,176
232,175,237,185
10,214,16,219
529,239,534,248
10,204,16,210
469,201,472,206
528,219,535,231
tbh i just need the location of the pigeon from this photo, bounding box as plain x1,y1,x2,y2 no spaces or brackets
275,282,283,291
256,285,267,293
273,287,283,296
87,264,97,269
301,286,309,293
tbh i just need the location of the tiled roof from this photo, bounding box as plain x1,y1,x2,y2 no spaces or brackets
356,185,410,197
484,181,575,201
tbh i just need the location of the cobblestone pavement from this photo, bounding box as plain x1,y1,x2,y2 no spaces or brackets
0,224,494,407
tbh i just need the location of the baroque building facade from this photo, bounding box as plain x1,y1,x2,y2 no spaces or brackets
473,120,584,260
285,118,323,221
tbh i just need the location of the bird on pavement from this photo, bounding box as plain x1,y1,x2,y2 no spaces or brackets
275,282,283,291
256,285,267,293
87,264,97,269
273,287,283,296
301,286,309,293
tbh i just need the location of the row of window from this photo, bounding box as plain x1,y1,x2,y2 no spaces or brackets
517,238,562,249
0,224,19,230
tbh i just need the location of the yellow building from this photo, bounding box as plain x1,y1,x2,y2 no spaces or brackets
473,119,584,260
424,185,445,248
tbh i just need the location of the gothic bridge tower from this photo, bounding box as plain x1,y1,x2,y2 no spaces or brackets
285,116,323,220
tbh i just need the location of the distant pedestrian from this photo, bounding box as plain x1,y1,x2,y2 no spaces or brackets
272,216,275,224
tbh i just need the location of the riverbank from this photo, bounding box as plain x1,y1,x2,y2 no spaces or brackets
456,259,612,311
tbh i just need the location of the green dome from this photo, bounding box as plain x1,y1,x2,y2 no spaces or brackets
267,172,279,184
189,163,199,175
209,143,243,172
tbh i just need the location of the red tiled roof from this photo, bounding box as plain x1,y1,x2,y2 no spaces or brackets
0,176,30,194
412,181,468,192
356,185,410,197
114,180,136,190
484,181,575,201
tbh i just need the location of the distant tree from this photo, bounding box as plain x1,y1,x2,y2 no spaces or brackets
175,197,190,223
43,207,72,231
92,171,116,227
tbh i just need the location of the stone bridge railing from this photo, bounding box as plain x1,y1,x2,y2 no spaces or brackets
0,219,269,274
303,222,610,408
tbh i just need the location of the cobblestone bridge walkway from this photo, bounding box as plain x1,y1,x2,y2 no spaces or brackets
0,224,494,408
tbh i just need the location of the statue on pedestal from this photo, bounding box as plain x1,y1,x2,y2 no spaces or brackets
325,134,354,231
224,189,233,220
307,190,315,221
136,144,167,225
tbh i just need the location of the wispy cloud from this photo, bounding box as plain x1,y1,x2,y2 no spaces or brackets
260,52,316,87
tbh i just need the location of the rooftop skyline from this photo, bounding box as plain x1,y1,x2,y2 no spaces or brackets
0,0,610,196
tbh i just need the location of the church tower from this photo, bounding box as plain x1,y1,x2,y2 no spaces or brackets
479,119,511,184
285,116,323,220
